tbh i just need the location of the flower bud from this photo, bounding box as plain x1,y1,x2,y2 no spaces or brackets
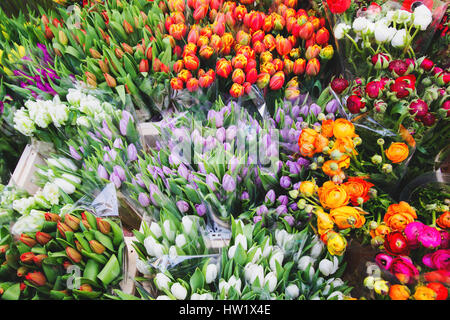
66,247,82,263
25,271,47,286
371,53,390,69
20,234,37,247
57,222,72,239
89,48,102,59
64,214,80,231
89,240,106,254
33,254,48,267
104,73,117,88
35,232,52,246
20,252,35,264
96,218,111,234
382,164,393,174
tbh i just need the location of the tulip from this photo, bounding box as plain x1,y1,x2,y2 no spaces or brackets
25,271,46,286
138,193,151,207
20,234,37,247
103,73,117,88
20,252,35,264
269,71,285,90
222,174,236,192
275,36,292,57
44,212,61,222
155,273,171,291
176,200,189,213
171,283,187,300
305,58,320,76
64,214,80,231
170,77,184,90
66,247,82,263
231,68,245,85
305,44,321,60
229,83,244,98
89,240,106,254
97,218,111,234
33,254,48,267
57,222,72,239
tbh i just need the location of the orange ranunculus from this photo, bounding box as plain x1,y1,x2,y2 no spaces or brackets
316,208,334,235
399,124,416,148
333,118,355,139
314,134,329,154
389,284,410,300
437,211,450,229
322,160,342,177
329,206,366,229
384,201,417,231
413,286,436,300
321,119,334,138
299,128,318,144
343,177,374,206
317,181,350,209
299,143,316,158
385,142,409,163
370,223,391,239
332,137,357,158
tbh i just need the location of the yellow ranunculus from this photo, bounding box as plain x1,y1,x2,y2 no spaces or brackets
315,208,334,235
413,286,436,300
333,118,355,139
299,180,317,197
326,232,347,256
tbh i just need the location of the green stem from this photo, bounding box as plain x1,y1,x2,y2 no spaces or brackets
345,33,363,54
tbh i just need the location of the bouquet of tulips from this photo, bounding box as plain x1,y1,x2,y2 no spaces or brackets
0,193,126,300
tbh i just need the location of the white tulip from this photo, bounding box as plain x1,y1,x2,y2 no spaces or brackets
331,278,344,288
413,4,432,30
171,283,187,300
181,216,194,234
249,264,265,287
269,249,284,271
228,245,237,259
156,295,172,300
334,23,351,40
235,234,247,250
391,28,408,48
201,293,214,300
12,197,36,215
275,229,288,247
168,245,178,259
228,275,242,295
250,247,262,263
143,236,157,256
262,242,272,258
149,222,162,238
352,17,368,34
310,241,324,259
153,243,165,258
297,255,314,271
163,220,176,241
264,272,277,293
319,259,335,276
285,284,299,299
175,234,187,248
219,279,230,294
327,291,344,300
57,157,78,171
53,178,76,195
308,266,315,281
61,173,81,185
191,293,202,300
205,264,218,284
135,259,151,275
155,273,171,291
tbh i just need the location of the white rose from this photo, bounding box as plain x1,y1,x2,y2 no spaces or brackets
391,29,408,48
135,259,151,275
171,283,187,300
285,284,299,299
334,23,351,40
205,264,218,284
155,273,171,291
413,4,432,30
149,221,162,238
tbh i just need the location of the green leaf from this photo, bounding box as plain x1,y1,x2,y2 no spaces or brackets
190,267,205,294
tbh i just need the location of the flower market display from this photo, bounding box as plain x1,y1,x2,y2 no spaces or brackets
0,0,448,302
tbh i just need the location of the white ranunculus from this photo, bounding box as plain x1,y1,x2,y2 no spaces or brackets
264,272,277,293
297,255,315,271
352,17,368,34
269,249,284,271
42,182,60,205
53,178,76,194
163,220,176,241
181,216,193,234
175,234,187,248
205,264,218,284
10,209,45,236
413,4,432,30
374,21,391,43
235,234,247,250
149,221,162,239
155,273,171,291
171,283,187,300
319,259,335,276
143,236,157,256
14,108,35,136
386,27,398,42
285,284,299,299
364,21,375,35
334,23,351,40
391,28,408,48
135,259,151,275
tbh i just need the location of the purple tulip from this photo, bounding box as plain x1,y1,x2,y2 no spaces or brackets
113,138,123,149
216,127,226,143
148,183,161,207
276,205,288,216
69,146,82,161
284,115,293,128
289,202,298,211
309,103,321,116
297,157,310,167
280,176,292,189
286,160,299,175
278,195,288,206
110,172,122,189
178,163,190,180
224,142,232,151
222,174,236,192
127,143,138,161
169,154,181,166
162,166,174,176
138,193,150,207
195,203,207,216
229,156,239,173
113,165,126,182
299,105,309,116
205,135,217,150
253,216,263,224
97,165,109,180
256,205,268,216
119,118,129,136
241,191,249,201
206,173,219,192
283,215,295,226
293,182,301,190
264,190,276,204
176,200,190,213
275,109,283,123
101,120,113,140
291,105,300,118
226,125,237,141
326,99,339,114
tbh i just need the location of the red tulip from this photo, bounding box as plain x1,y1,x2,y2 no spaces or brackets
20,234,37,247
35,232,52,246
298,21,314,40
25,271,47,286
198,74,214,88
123,20,134,34
249,11,264,32
256,72,270,89
260,62,276,76
193,5,208,21
229,83,244,98
305,44,321,60
236,30,251,46
305,58,320,76
216,58,232,78
263,15,274,32
173,60,184,74
246,68,258,84
232,68,245,85
183,54,200,71
187,26,200,44
177,69,192,83
96,218,111,234
293,58,306,75
252,41,266,55
326,0,351,14
269,71,285,90
20,252,35,264
57,222,73,239
186,78,199,92
234,5,247,21
33,254,48,267
245,59,257,73
283,58,294,75
199,45,214,60
315,27,330,46
66,247,82,263
275,36,292,57
200,26,212,38
263,34,276,51
169,23,187,41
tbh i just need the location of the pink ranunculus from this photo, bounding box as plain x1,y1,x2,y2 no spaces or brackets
375,253,393,270
423,249,450,270
418,226,442,249
390,256,420,284
440,231,450,249
404,221,425,249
